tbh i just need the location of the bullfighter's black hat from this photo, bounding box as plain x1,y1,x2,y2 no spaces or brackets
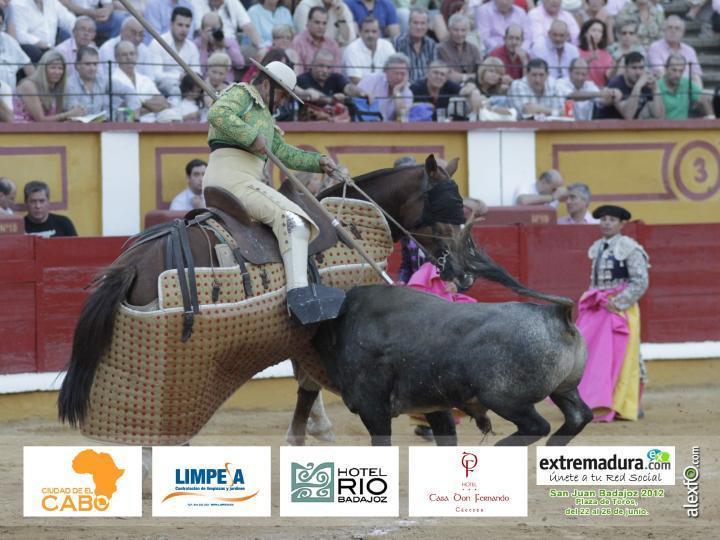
592,205,631,221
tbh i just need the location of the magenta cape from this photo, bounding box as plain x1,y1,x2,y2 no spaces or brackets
576,286,630,422
406,262,477,303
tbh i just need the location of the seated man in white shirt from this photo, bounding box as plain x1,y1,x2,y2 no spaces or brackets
147,6,200,99
507,57,565,118
0,7,35,90
170,158,207,210
60,0,126,43
342,16,396,85
513,168,566,207
293,0,356,48
192,0,262,51
13,0,76,63
99,16,154,77
112,40,171,121
556,57,620,120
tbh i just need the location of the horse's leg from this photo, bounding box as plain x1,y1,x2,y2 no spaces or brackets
490,403,551,446
425,410,457,446
286,361,335,445
546,388,593,446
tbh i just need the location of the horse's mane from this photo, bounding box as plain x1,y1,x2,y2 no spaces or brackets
318,165,422,199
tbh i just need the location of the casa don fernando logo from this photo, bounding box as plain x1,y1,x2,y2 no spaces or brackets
162,463,259,503
461,452,478,478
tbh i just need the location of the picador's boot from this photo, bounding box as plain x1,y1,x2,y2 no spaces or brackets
282,212,345,325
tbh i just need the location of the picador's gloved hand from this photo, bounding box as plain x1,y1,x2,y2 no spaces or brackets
319,156,339,176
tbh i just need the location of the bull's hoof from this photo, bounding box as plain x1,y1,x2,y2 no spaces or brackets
476,414,493,435
414,425,434,442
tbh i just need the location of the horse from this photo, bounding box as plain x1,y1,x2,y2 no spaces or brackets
57,154,468,444
307,225,593,447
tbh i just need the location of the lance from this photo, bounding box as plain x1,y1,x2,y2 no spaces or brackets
115,0,393,285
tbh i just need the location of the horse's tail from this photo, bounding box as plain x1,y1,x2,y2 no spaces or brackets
58,264,137,427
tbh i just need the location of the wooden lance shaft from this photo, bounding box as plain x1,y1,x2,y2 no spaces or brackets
116,0,394,285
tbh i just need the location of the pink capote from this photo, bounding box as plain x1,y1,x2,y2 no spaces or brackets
576,285,629,422
407,262,477,303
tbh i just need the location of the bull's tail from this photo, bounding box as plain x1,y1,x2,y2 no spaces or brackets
451,226,576,331
58,264,137,427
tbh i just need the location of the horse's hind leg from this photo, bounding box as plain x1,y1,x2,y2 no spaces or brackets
490,403,551,446
425,410,457,446
546,387,593,446
286,363,335,445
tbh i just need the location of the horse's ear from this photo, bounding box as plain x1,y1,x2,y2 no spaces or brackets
424,154,438,177
445,157,459,177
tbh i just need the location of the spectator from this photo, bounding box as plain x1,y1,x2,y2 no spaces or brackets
271,25,301,71
54,16,98,76
514,168,567,207
557,182,599,224
112,0,146,18
463,196,488,222
392,8,436,82
462,56,513,117
23,180,78,237
595,51,664,119
605,0,629,17
147,6,201,98
357,52,413,120
507,57,565,118
99,16,154,77
144,0,195,42
0,0,18,37
345,0,400,39
293,0,357,48
488,23,529,79
577,204,649,422
578,18,612,86
248,0,293,48
296,48,368,104
437,13,483,85
166,72,204,120
0,80,11,120
607,20,645,79
410,59,461,119
579,0,614,41
0,7,35,91
557,57,620,120
194,11,244,79
291,6,342,73
530,19,579,79
647,16,702,88
203,50,231,107
13,0,76,63
528,0,580,46
616,0,664,49
112,40,171,121
0,177,17,214
193,0,262,52
60,0,124,44
170,158,206,210
657,54,713,119
342,16,396,84
394,154,416,167
394,0,448,41
475,0,532,52
65,46,111,117
14,49,84,121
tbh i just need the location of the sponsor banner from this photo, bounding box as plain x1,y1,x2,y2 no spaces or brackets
537,447,675,485
280,446,399,517
408,447,528,517
23,446,142,517
152,446,271,517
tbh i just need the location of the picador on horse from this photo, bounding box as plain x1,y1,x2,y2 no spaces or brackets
205,59,345,323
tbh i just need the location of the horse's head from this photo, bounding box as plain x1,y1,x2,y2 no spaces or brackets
405,154,464,260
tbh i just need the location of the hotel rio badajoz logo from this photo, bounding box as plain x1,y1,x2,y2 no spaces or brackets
152,446,271,517
280,447,399,517
23,446,142,517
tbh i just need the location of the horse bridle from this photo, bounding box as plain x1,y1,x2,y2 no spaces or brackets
328,167,459,269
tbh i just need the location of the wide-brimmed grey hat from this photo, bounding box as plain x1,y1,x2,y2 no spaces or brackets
250,58,304,104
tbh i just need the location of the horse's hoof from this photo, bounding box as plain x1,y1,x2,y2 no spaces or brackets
285,427,307,446
307,418,336,442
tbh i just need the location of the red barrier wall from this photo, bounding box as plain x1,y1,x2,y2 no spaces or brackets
2,224,719,374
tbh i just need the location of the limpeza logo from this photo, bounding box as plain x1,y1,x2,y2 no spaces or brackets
163,462,259,503
291,462,335,502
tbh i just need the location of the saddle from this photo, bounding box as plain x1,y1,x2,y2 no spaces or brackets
197,184,338,265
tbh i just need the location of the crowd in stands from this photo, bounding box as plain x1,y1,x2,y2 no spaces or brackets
0,0,718,123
